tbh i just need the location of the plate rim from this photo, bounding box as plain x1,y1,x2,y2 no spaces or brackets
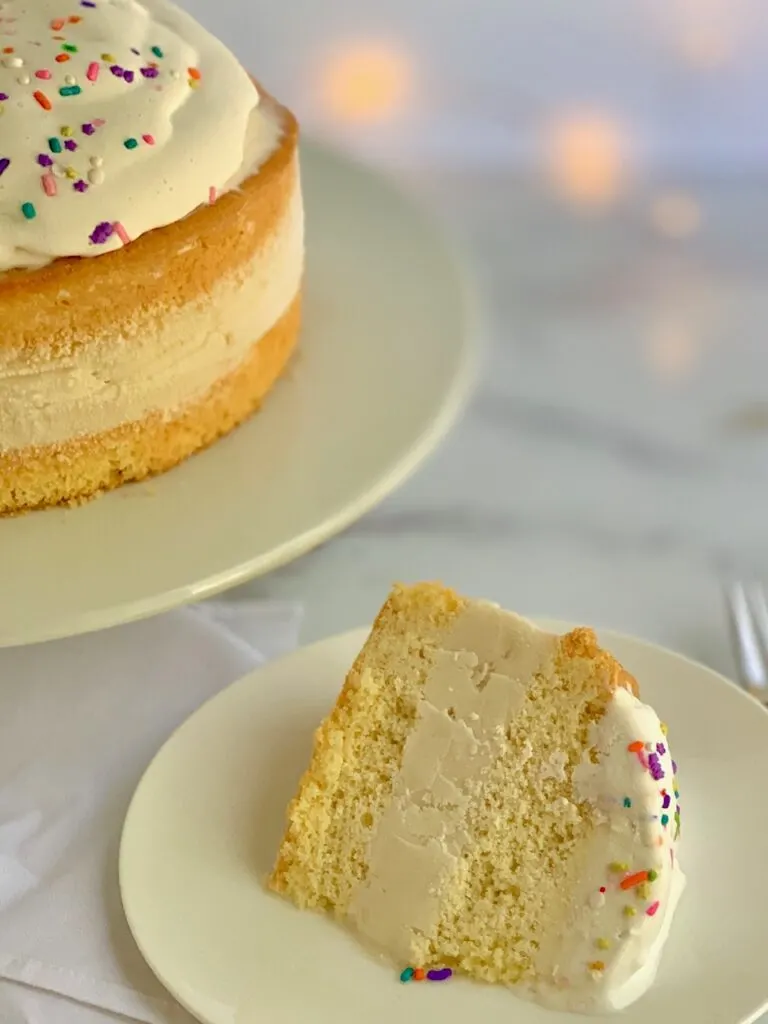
119,621,768,1024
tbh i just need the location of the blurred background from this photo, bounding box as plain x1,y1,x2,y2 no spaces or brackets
187,0,768,670
186,0,768,173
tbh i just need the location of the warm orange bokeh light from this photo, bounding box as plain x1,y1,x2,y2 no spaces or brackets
649,191,702,239
545,112,628,206
321,43,412,124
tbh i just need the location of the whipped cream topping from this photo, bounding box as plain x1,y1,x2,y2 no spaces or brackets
0,0,273,269
347,604,684,1013
533,685,685,1012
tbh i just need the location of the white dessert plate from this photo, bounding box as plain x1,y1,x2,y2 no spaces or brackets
0,142,476,647
120,623,768,1024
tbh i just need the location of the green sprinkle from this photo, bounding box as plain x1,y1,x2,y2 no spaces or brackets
21,201,36,220
661,814,669,827
62,43,78,52
59,85,82,96
623,797,632,808
674,790,679,798
400,967,414,983
124,137,138,149
151,44,164,58
648,869,658,881
49,137,62,153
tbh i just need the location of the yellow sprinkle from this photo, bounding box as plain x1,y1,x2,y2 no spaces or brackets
610,861,629,873
660,722,668,735
65,166,77,179
188,78,199,88
60,125,73,137
588,961,605,972
596,937,610,950
636,882,651,900
101,52,116,61
623,905,637,917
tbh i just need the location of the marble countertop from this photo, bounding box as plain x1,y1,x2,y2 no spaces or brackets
235,164,768,687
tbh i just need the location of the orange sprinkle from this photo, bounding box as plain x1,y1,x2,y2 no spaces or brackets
620,870,649,891
50,18,65,29
68,14,82,22
588,961,605,972
188,66,201,80
413,968,426,981
2,46,14,53
33,90,52,110
55,53,69,62
627,741,644,753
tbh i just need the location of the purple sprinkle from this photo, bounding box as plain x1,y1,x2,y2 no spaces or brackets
656,742,666,755
89,220,114,244
672,760,678,775
0,93,8,101
81,1,96,6
123,69,134,83
0,157,9,176
662,792,671,809
427,969,452,982
73,179,88,192
82,122,95,136
110,64,124,77
37,153,53,167
647,752,664,781
64,139,77,152
140,66,158,78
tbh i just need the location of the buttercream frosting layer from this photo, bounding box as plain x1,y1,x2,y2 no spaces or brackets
0,0,274,269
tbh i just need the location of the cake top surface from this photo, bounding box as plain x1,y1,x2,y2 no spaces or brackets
0,0,276,270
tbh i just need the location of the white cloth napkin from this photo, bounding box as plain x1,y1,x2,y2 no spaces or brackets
0,600,303,1024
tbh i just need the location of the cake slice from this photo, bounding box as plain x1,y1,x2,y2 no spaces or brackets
269,583,684,1013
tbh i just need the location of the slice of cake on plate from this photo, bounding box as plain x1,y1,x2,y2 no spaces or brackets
269,582,685,1014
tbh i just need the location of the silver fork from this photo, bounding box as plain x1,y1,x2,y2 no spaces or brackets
725,581,768,702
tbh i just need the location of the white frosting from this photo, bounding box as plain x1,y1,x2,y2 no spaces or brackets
530,685,685,1012
0,0,277,269
0,175,302,449
347,604,684,1013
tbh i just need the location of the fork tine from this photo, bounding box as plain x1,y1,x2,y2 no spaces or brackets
725,582,768,692
747,583,768,676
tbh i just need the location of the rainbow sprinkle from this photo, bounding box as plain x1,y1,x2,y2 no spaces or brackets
400,966,452,984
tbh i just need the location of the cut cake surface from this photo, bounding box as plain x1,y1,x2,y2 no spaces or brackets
268,582,684,1013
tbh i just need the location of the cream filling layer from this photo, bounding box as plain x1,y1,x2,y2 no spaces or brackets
0,169,303,452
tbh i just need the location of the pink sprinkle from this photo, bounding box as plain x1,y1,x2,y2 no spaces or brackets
86,61,99,82
646,901,660,917
113,220,130,245
635,750,649,770
93,117,106,127
142,133,155,145
35,69,52,80
208,185,216,204
41,173,57,197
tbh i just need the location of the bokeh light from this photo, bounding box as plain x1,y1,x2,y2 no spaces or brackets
649,191,702,239
646,322,699,379
321,42,412,123
544,112,628,206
